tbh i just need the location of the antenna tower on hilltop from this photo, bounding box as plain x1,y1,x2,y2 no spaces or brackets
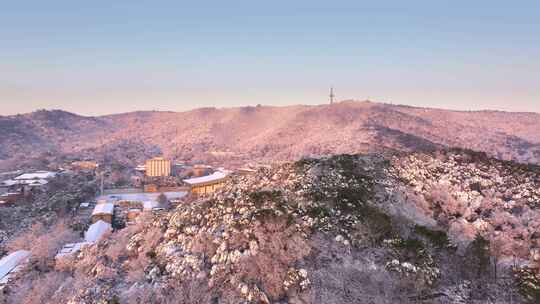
329,87,335,104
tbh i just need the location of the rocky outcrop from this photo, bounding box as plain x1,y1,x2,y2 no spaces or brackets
8,152,539,303
117,153,535,303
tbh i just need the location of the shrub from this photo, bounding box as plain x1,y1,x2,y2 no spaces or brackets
229,216,311,301
427,185,467,218
7,220,78,271
191,231,218,256
414,225,450,248
157,193,169,209
448,219,477,249
126,253,150,283
121,279,212,304
8,272,70,304
358,204,394,243
248,190,283,207
514,267,540,303
465,234,491,279
387,237,428,262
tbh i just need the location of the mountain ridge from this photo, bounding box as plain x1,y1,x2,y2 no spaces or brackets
5,99,540,118
1,101,539,169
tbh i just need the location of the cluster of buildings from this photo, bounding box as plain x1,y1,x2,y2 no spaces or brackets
55,200,117,259
0,156,260,296
138,157,231,195
0,171,58,206
56,191,172,259
54,157,244,259
55,219,112,258
0,171,56,189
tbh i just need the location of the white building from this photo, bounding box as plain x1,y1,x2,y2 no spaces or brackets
91,202,114,223
85,220,112,243
14,171,57,180
1,171,57,189
56,221,112,259
183,171,228,195
0,250,30,286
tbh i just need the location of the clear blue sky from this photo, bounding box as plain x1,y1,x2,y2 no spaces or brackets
1,0,539,115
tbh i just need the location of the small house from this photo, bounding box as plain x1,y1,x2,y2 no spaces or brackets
55,242,91,259
85,220,112,243
0,192,22,205
91,203,114,223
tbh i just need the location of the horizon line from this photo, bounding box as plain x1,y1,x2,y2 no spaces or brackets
2,99,539,117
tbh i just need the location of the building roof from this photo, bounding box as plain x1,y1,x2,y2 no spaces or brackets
0,250,30,283
0,180,15,187
14,171,56,180
56,221,112,258
2,178,50,188
55,242,91,259
91,203,114,216
85,220,112,243
0,192,20,197
0,170,22,177
193,164,212,169
25,179,49,186
183,171,228,186
147,157,169,162
97,191,186,203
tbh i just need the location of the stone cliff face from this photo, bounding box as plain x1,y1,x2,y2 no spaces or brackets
1,101,539,169
38,152,539,303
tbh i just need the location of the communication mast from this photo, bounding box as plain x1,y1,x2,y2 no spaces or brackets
329,87,335,104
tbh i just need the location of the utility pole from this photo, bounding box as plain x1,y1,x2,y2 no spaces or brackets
100,171,104,196
329,87,335,104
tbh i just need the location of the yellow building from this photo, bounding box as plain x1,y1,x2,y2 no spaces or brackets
72,161,99,170
145,157,171,177
183,172,228,195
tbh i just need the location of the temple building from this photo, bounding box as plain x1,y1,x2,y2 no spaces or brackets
183,172,228,195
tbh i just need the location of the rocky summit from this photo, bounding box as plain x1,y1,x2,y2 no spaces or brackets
17,151,537,303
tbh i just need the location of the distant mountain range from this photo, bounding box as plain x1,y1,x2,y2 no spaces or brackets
1,100,539,169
